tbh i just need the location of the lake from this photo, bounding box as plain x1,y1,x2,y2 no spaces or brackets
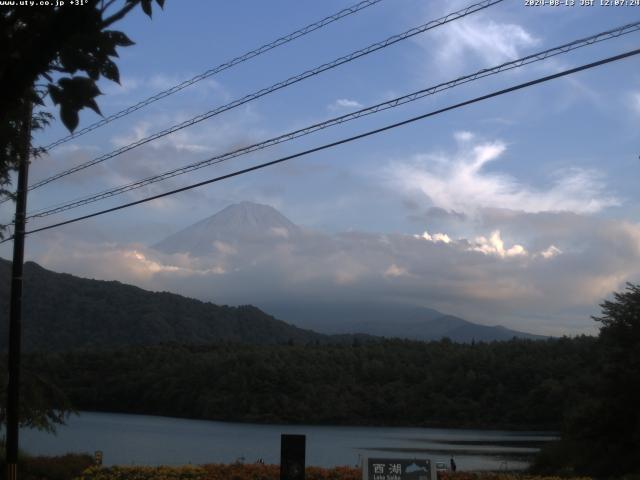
21,412,555,470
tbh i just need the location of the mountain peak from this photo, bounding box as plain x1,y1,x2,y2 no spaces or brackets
210,201,296,228
153,201,300,256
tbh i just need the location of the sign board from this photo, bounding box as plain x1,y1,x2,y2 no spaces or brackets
363,457,434,480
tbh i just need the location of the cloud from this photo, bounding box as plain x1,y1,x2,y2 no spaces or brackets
385,263,409,278
469,230,527,258
414,230,452,244
540,245,561,259
328,98,363,111
414,228,553,260
101,74,226,100
24,103,267,224
32,235,227,283
20,205,640,337
454,131,475,143
389,135,619,215
441,20,538,63
418,6,539,74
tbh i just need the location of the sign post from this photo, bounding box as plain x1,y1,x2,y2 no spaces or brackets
280,434,305,480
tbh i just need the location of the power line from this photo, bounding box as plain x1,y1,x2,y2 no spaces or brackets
40,0,387,151
25,21,640,220
26,0,503,192
6,47,637,243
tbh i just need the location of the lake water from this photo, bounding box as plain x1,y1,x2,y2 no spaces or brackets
21,412,555,470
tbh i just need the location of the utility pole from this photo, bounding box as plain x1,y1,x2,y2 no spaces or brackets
5,100,32,480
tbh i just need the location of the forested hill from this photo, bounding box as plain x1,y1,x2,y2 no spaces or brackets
23,337,597,430
0,258,347,351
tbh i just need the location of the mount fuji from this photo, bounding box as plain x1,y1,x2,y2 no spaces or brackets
152,202,545,342
154,201,301,256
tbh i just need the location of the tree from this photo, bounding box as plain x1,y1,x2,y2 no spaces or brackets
579,283,640,476
0,0,165,430
535,283,640,476
0,0,165,208
0,364,73,433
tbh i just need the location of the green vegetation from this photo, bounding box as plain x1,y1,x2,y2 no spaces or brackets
0,259,355,351
21,337,594,429
0,362,73,432
533,284,640,477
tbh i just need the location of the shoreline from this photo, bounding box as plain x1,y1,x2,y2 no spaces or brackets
66,409,561,434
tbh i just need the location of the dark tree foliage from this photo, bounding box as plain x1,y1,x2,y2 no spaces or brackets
0,260,334,352
21,337,597,430
0,0,165,208
533,284,640,477
570,283,640,476
0,0,165,428
0,362,74,433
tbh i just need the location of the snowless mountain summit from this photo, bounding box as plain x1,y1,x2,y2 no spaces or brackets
153,201,301,256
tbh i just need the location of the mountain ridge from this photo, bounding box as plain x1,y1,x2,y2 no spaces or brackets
0,257,545,349
0,258,361,352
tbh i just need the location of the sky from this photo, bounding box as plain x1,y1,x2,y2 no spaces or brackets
2,0,640,336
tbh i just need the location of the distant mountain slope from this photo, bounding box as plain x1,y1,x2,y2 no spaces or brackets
0,257,544,349
265,302,546,342
154,201,301,256
0,259,334,352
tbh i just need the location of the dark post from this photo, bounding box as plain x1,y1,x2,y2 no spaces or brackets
5,101,32,480
280,434,305,480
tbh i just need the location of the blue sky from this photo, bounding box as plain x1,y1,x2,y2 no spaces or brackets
2,0,640,335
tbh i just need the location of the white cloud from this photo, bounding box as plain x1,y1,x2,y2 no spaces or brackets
470,230,527,258
414,230,451,243
454,131,475,143
328,98,363,111
390,135,619,215
125,250,181,274
540,245,562,259
430,15,539,72
414,228,555,260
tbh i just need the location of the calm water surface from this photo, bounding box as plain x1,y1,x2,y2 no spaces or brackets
21,412,555,470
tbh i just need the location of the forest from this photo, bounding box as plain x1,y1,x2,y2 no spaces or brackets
0,259,371,351
3,282,640,476
18,336,596,430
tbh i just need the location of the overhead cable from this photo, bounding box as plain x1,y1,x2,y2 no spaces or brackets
27,0,503,192
25,21,640,220
6,47,637,242
41,0,387,151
